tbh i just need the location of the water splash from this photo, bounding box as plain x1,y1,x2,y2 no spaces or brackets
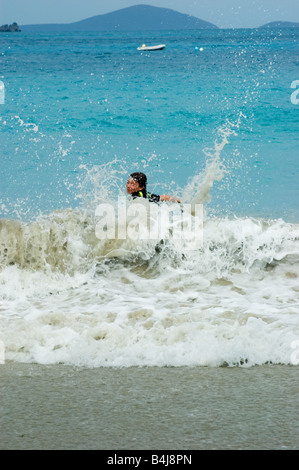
182,115,245,214
76,159,127,211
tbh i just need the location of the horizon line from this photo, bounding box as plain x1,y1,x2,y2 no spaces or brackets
2,4,298,30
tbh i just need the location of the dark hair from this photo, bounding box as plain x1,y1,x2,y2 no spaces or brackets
130,172,147,189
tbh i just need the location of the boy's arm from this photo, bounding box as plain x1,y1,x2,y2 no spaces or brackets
159,194,181,203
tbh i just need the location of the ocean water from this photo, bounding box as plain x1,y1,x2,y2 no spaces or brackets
0,28,298,371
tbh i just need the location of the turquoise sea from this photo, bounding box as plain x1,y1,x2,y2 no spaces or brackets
1,26,299,362
1,29,298,220
0,27,298,450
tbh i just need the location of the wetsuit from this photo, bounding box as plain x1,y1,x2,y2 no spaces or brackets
131,189,160,203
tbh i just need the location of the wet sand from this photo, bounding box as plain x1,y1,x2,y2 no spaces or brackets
0,363,298,450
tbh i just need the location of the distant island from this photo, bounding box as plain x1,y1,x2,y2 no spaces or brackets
21,4,218,32
7,6,299,33
0,22,21,32
259,21,299,28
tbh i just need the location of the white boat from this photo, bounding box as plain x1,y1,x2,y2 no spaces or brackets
137,44,166,51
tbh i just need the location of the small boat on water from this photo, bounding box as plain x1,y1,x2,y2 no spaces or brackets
137,44,166,51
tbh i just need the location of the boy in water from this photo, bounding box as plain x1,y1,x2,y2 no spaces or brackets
126,172,181,203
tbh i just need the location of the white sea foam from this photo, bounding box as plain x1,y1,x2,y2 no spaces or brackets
0,210,298,368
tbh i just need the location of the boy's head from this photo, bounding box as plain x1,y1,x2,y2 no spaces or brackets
130,172,147,188
126,172,147,194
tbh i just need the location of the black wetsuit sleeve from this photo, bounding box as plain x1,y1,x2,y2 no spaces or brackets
147,193,160,203
131,190,160,202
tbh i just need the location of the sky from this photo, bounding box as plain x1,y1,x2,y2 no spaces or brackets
0,0,299,29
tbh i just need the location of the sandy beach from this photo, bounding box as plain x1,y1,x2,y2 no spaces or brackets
1,363,298,450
